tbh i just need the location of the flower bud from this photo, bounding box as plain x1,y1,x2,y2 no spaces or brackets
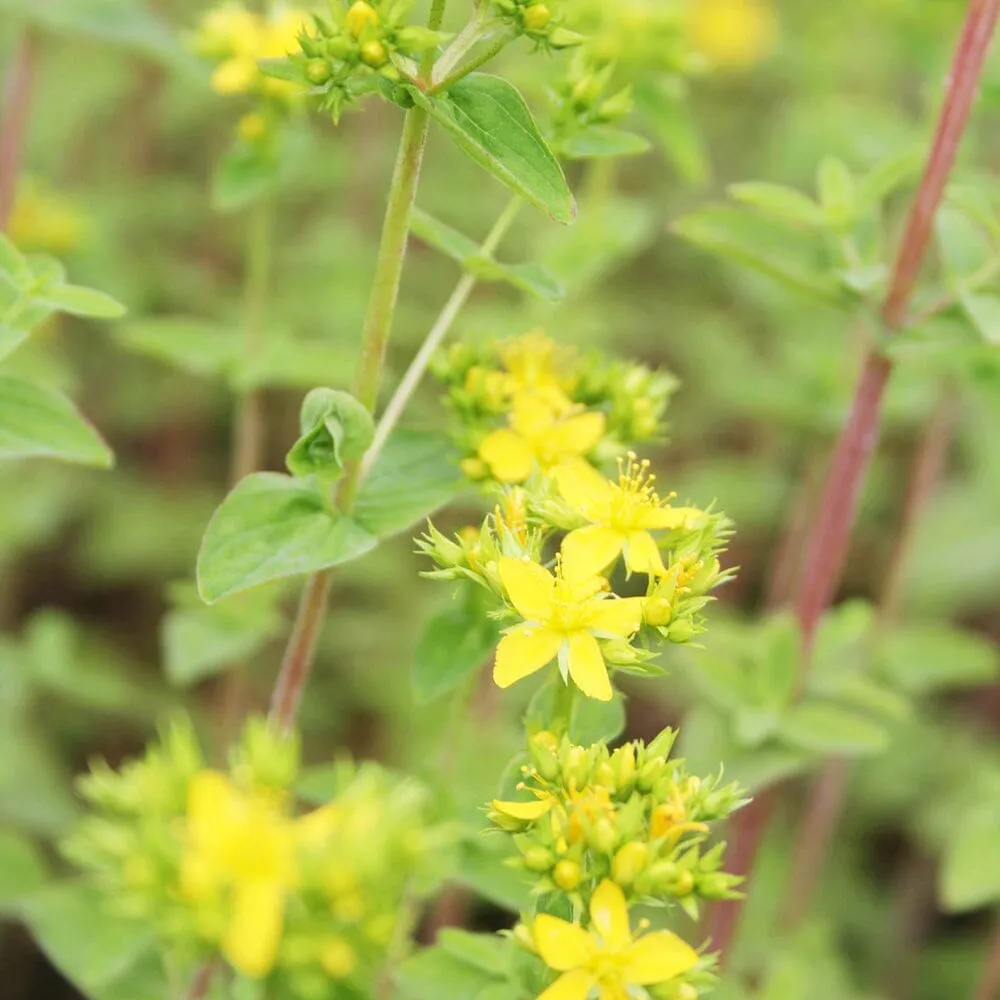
523,846,555,872
238,112,268,143
666,619,700,644
592,760,616,791
360,39,388,67
637,758,663,793
562,746,590,789
698,872,738,899
612,841,649,887
344,0,379,37
553,858,582,891
305,58,332,83
320,937,357,978
522,3,551,31
529,731,561,781
588,816,619,855
514,921,537,953
612,743,636,792
643,596,674,627
673,869,695,896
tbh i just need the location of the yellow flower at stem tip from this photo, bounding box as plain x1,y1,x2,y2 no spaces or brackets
497,329,576,413
555,456,702,580
495,556,644,701
685,0,778,70
180,770,338,978
478,396,605,484
533,879,699,1000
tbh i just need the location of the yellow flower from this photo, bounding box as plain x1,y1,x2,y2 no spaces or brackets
212,55,260,93
478,396,606,484
180,770,337,978
7,178,88,255
497,329,577,413
685,0,777,70
533,879,699,1000
555,456,701,580
494,556,644,701
194,3,260,59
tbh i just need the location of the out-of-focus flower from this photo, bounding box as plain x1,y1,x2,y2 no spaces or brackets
684,0,778,70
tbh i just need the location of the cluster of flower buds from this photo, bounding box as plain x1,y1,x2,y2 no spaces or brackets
266,0,448,120
64,717,445,998
432,329,674,485
488,0,583,50
489,729,745,919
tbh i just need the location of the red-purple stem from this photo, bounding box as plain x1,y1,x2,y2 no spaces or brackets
0,31,37,229
973,918,1000,1000
708,0,1000,961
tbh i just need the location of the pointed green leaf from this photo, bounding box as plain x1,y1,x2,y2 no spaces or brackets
197,473,377,602
960,290,1000,345
558,126,651,160
0,323,30,361
353,429,464,538
114,316,238,376
410,75,575,224
941,813,1000,912
0,232,32,289
816,156,856,229
672,205,843,304
857,147,923,210
728,182,824,228
413,589,499,702
411,208,481,263
0,375,113,466
777,701,888,757
40,284,126,319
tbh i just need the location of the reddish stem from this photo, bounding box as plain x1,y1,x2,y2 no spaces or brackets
0,31,37,229
973,918,1000,1000
709,0,1000,961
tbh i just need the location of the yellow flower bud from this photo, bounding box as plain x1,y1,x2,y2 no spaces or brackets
238,112,268,143
460,457,488,479
305,57,332,83
320,937,357,978
673,869,695,896
677,985,700,1000
562,746,590,788
553,858,582,891
588,816,619,855
592,760,616,791
651,801,686,839
612,841,649,887
360,39,388,67
523,846,555,872
211,56,258,94
612,743,636,790
523,3,551,31
345,0,379,38
529,731,561,780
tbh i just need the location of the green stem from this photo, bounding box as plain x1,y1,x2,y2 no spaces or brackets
269,104,432,734
360,195,522,480
431,15,496,85
420,0,448,78
429,32,510,94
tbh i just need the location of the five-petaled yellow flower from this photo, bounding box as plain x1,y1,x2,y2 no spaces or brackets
497,329,577,413
478,396,606,484
555,456,701,580
180,770,338,978
534,879,699,1000
494,556,644,701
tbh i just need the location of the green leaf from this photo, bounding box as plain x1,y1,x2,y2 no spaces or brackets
0,323,30,361
411,209,563,302
570,692,626,744
752,613,799,710
0,232,33,289
0,829,47,914
438,930,512,977
672,205,843,304
212,144,280,213
940,813,1000,911
40,284,126,319
878,623,999,693
777,701,889,757
936,205,994,282
450,835,531,912
395,942,505,1000
816,157,856,230
558,126,651,160
413,590,499,703
0,375,113,466
633,79,708,184
959,290,1000,345
728,182,824,228
286,388,374,481
196,473,377,603
114,316,237,377
353,429,465,538
410,75,576,224
856,147,923,210
20,881,159,997
162,596,284,687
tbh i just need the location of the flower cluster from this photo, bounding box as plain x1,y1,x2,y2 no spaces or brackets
489,0,583,50
420,440,732,701
64,717,444,997
274,0,448,120
490,730,744,915
7,177,88,255
433,329,677,485
191,2,313,144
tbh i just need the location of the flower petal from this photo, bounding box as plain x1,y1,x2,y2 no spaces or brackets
492,798,553,821
295,802,341,849
566,631,613,701
547,411,606,460
588,597,645,638
553,462,615,517
561,525,624,581
623,931,700,985
510,394,557,437
589,879,631,950
638,505,704,530
479,428,535,483
498,556,556,619
187,769,239,840
534,914,596,971
222,879,286,978
624,530,666,576
538,970,597,1000
494,625,562,688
